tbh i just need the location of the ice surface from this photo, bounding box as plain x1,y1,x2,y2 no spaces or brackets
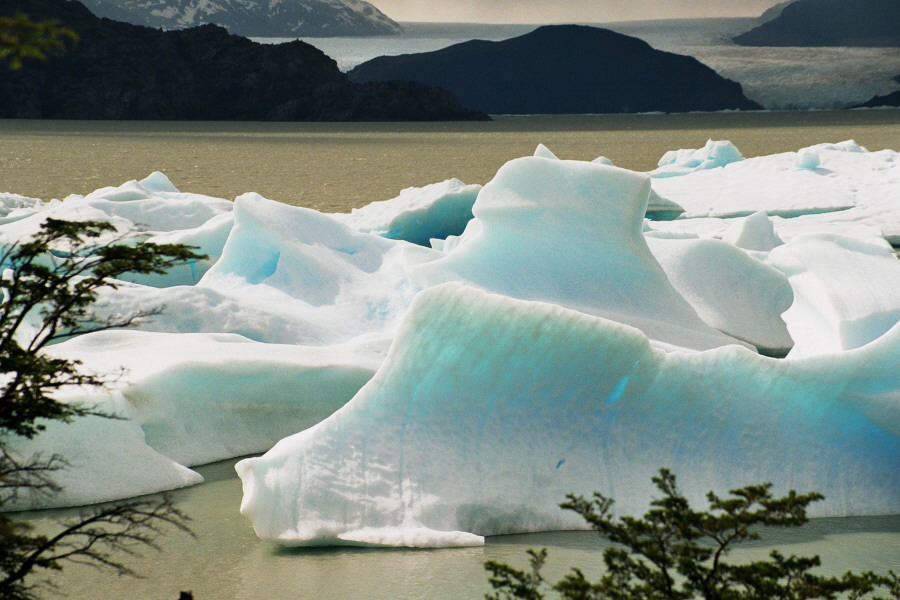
236,284,900,547
331,179,481,246
4,139,898,529
646,236,794,355
651,140,743,178
4,330,383,510
768,233,900,359
721,210,784,252
650,141,900,244
414,155,748,351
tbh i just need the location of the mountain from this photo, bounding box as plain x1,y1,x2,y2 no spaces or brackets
348,25,762,115
734,0,900,47
0,0,485,121
77,0,403,37
756,1,795,23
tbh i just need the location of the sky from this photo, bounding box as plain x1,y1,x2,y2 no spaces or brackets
367,0,785,24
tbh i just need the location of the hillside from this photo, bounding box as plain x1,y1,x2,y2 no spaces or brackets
348,25,762,115
0,0,485,121
78,0,403,37
734,0,900,47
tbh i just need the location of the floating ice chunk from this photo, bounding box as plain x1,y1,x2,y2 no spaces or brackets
721,211,784,252
77,176,233,232
768,233,900,358
4,329,384,510
795,150,820,170
646,188,685,221
414,156,747,351
3,392,203,511
139,171,181,193
533,143,559,159
0,193,44,223
236,283,900,548
651,142,898,241
651,140,743,178
647,236,794,355
332,179,481,247
119,212,235,287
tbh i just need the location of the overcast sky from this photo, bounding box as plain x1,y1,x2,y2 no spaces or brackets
367,1,785,24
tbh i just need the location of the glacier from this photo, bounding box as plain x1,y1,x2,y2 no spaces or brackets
1,140,898,548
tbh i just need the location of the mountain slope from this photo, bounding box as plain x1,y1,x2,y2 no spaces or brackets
78,0,403,37
0,0,485,121
348,25,762,115
734,0,900,47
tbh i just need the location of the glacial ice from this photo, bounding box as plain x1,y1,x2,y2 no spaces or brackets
768,233,900,359
2,140,898,543
650,139,744,178
331,178,481,247
236,283,900,547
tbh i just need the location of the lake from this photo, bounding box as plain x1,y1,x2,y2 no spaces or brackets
4,111,900,599
18,457,900,600
2,110,899,213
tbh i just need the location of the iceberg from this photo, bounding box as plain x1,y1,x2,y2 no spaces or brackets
3,330,382,510
2,139,898,538
650,140,900,244
414,155,748,352
768,233,900,359
331,179,482,247
236,283,900,547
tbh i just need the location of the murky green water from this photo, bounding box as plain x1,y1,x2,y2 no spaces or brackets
17,458,900,600
1,111,898,213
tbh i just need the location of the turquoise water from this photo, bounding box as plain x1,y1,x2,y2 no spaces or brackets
18,458,900,600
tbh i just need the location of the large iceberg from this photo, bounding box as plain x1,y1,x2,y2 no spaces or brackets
236,283,900,547
2,140,898,545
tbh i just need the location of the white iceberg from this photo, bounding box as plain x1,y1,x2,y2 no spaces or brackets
332,179,481,247
768,233,900,359
646,236,794,355
651,139,743,178
415,155,748,352
236,283,900,548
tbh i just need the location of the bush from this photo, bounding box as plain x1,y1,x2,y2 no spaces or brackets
485,469,899,600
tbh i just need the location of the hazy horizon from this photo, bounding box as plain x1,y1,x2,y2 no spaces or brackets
366,0,785,24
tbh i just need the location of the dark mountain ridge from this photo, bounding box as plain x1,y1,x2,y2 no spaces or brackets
77,0,403,38
0,0,486,121
734,0,900,47
348,25,762,115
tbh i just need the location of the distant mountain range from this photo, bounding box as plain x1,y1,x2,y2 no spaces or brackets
734,0,900,47
77,0,403,37
348,25,762,115
0,0,484,121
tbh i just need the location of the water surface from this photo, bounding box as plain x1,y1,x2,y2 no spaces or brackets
19,458,900,600
2,111,898,213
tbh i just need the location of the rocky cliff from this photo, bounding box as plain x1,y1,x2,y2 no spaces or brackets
0,0,485,121
348,25,762,115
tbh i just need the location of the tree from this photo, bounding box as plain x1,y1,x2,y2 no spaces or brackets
1,218,205,600
485,469,899,600
0,12,77,71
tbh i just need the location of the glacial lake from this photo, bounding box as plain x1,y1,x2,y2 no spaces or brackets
3,112,900,598
1,110,899,213
19,457,900,600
